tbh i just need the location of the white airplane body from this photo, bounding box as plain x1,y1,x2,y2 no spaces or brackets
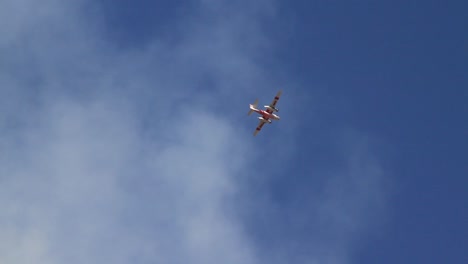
248,90,282,136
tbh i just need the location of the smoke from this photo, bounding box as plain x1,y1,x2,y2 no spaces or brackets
0,0,387,264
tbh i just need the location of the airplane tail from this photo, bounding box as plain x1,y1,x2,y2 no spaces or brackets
248,99,258,115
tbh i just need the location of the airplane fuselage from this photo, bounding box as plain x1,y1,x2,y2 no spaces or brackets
251,108,280,121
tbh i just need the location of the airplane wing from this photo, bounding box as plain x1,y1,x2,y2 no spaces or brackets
253,120,266,136
265,90,282,113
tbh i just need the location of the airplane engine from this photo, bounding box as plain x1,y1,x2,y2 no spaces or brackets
258,117,272,123
264,105,279,112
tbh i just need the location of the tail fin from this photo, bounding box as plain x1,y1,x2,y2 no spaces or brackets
248,99,258,115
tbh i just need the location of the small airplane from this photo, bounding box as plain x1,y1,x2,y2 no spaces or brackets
248,90,282,136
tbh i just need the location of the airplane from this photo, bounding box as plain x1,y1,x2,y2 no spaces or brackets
248,90,282,136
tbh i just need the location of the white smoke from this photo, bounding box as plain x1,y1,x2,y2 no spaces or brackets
0,1,387,264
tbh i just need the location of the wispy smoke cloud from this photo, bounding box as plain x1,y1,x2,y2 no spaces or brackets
0,0,272,263
0,1,387,264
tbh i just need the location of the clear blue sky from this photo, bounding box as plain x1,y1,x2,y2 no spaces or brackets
271,1,468,263
1,0,466,264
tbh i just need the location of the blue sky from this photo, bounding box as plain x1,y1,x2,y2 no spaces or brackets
1,0,466,264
